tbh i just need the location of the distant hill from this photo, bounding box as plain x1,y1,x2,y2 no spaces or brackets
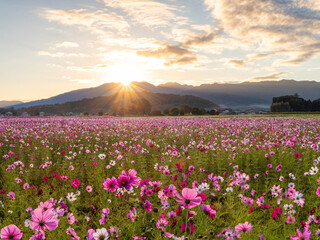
17,91,217,115
0,101,23,108
11,79,320,110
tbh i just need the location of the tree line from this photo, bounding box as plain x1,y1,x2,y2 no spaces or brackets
270,94,320,112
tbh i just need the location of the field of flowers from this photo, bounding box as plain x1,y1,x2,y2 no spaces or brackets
1,117,320,239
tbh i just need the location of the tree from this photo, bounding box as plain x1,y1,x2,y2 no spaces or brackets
181,104,192,114
270,102,291,112
209,109,219,115
192,107,200,115
133,98,151,115
199,108,207,115
170,108,179,116
119,107,126,116
98,111,104,116
163,109,170,115
179,109,185,116
150,110,162,116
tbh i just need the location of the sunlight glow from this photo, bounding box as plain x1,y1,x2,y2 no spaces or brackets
104,63,147,86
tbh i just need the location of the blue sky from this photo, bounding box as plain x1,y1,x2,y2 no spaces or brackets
1,0,320,101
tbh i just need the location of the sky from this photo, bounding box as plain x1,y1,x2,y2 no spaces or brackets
1,0,320,101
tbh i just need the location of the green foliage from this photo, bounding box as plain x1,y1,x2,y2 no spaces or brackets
271,94,320,112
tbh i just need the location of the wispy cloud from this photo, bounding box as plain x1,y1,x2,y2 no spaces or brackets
225,59,247,69
68,64,108,72
136,43,199,67
38,51,86,58
52,42,79,49
40,9,129,34
247,72,287,82
204,0,320,65
103,0,188,28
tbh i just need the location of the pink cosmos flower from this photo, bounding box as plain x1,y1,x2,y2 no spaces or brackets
29,230,45,240
87,229,95,240
39,201,54,212
143,200,152,212
290,228,311,240
0,224,23,240
316,187,320,197
181,223,195,235
29,208,59,232
99,208,110,225
201,204,216,218
102,177,117,192
67,212,76,224
7,192,15,200
60,175,69,181
286,216,295,224
235,222,253,233
176,188,201,209
122,169,141,186
86,186,93,192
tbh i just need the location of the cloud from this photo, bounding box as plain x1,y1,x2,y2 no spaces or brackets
68,64,108,72
247,72,287,82
225,59,246,69
136,43,198,66
41,9,129,34
103,0,187,28
246,53,270,62
171,25,220,47
53,42,79,49
182,32,217,46
278,43,320,65
38,51,86,58
204,0,320,65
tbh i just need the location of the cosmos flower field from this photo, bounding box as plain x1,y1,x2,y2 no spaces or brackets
1,117,320,240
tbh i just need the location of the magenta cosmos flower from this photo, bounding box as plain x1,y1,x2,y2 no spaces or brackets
176,188,201,209
235,222,253,233
29,208,59,232
71,179,80,187
0,224,23,240
117,175,131,190
201,204,216,218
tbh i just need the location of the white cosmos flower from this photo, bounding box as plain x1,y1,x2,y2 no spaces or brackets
93,227,109,240
309,166,318,175
288,182,295,188
66,192,77,202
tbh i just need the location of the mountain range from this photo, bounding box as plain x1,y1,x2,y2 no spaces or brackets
0,101,23,108
16,91,217,115
10,79,320,110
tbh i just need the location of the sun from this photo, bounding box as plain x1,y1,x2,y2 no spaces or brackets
105,63,147,86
